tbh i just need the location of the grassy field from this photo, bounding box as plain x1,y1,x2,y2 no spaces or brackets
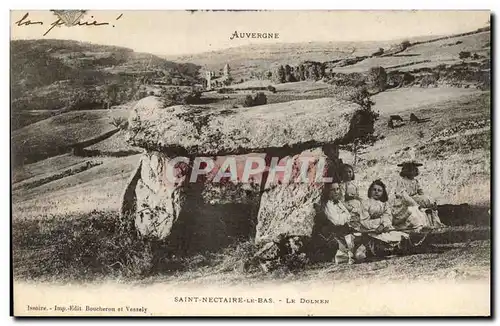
13,153,87,184
12,154,141,219
330,31,490,73
12,109,130,166
12,208,490,284
370,87,485,115
83,130,143,155
347,89,490,208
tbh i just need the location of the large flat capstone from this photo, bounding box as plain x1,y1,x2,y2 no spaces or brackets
126,96,369,156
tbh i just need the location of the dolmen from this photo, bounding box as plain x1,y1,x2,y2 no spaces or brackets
120,96,374,269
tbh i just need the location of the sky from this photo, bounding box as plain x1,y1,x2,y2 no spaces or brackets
10,10,490,56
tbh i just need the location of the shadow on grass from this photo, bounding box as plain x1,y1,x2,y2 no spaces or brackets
437,203,490,227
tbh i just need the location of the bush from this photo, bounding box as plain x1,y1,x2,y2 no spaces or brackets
160,87,202,106
110,116,128,129
401,40,411,50
254,92,267,105
267,85,277,93
329,72,366,88
459,51,471,59
243,92,267,107
12,212,157,280
244,95,254,107
420,74,438,88
366,66,387,93
387,71,416,88
372,47,384,56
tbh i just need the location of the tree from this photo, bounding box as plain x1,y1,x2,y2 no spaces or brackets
243,92,267,107
104,83,120,109
312,65,321,80
367,66,387,93
299,64,306,81
284,65,296,83
459,51,471,59
244,95,254,107
307,64,320,80
277,65,286,83
267,85,277,93
160,87,202,106
319,64,326,79
254,92,267,105
400,40,411,50
340,87,380,167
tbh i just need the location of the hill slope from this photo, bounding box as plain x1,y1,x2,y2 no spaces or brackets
10,39,201,129
11,109,129,167
165,27,490,81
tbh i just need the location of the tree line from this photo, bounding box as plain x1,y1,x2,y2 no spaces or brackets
275,61,326,83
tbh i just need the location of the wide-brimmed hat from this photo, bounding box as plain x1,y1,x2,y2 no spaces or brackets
397,160,423,167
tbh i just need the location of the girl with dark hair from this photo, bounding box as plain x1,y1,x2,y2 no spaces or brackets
362,179,391,231
323,182,366,265
340,164,362,214
341,164,358,199
359,179,411,255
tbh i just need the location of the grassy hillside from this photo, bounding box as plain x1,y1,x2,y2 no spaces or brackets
12,154,141,219
166,27,490,83
11,109,129,166
332,31,490,73
354,89,490,207
10,39,201,129
165,40,389,82
12,153,87,184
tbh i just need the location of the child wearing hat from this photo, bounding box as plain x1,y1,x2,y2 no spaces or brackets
392,161,446,229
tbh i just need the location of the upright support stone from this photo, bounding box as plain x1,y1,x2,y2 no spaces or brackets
255,146,343,245
121,151,190,240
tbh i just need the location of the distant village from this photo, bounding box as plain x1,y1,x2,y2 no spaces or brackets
204,63,232,90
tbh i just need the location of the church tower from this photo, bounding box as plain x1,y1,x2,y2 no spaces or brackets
223,63,230,79
205,71,213,90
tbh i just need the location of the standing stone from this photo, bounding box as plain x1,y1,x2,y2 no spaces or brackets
121,151,190,240
255,147,342,245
